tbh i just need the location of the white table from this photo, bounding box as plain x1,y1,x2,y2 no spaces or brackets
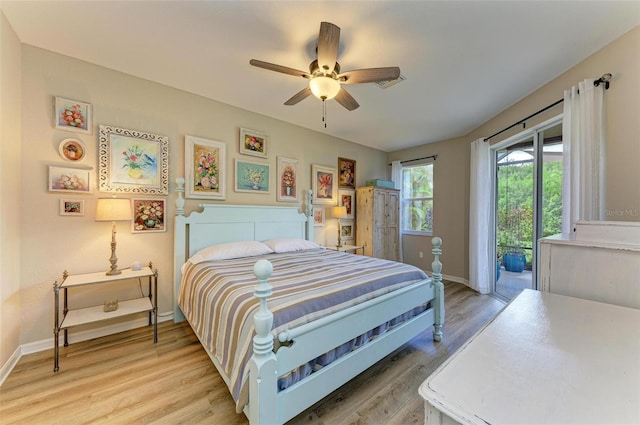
419,289,640,425
325,244,365,255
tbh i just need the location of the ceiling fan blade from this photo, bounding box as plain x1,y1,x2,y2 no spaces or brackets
250,59,310,78
284,87,312,105
334,87,359,111
317,22,340,73
338,67,401,84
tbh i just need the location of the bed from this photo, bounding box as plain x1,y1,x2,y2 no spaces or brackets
173,178,445,425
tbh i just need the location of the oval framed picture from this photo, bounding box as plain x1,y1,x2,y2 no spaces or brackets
58,138,86,162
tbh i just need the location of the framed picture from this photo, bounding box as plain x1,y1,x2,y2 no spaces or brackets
240,128,268,158
338,189,355,219
54,96,92,134
185,135,226,200
338,157,356,188
235,159,270,193
48,165,91,193
276,156,298,202
58,138,87,162
131,198,166,233
311,164,337,205
313,206,325,226
340,220,355,241
98,125,169,195
59,199,85,216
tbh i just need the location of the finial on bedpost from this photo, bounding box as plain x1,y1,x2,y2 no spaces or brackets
305,189,314,242
176,177,185,216
252,259,274,356
431,237,445,342
305,189,313,218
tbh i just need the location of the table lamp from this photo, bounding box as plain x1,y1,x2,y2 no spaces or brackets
332,206,348,247
96,197,132,275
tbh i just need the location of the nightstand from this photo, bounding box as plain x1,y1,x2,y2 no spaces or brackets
53,263,158,372
325,244,365,255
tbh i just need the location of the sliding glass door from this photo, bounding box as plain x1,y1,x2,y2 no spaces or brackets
492,118,563,300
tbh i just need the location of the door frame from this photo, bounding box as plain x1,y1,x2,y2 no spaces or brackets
489,114,562,297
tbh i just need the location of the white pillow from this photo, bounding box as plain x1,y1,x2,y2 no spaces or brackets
189,240,273,264
263,238,321,253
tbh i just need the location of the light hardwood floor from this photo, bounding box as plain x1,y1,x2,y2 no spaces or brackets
0,282,504,424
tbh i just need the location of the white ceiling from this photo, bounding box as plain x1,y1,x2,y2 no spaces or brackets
2,1,639,152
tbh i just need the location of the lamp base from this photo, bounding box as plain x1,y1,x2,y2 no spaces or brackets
105,237,121,275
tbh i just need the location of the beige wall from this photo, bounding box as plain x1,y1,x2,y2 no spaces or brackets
390,26,640,282
16,45,387,346
0,12,23,369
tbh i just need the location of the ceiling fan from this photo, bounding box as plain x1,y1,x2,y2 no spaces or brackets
249,22,401,112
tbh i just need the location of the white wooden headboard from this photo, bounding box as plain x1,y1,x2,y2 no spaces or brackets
173,178,313,322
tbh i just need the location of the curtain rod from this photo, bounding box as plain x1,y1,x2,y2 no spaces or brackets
388,154,437,166
483,73,612,143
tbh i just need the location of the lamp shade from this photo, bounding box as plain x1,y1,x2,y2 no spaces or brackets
332,206,348,219
309,76,341,100
95,198,132,221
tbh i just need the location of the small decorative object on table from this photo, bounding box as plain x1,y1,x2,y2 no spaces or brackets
103,298,118,312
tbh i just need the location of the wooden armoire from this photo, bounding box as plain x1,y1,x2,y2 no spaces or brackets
355,186,400,261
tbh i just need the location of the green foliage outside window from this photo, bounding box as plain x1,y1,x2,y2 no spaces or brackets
401,164,433,233
496,160,563,266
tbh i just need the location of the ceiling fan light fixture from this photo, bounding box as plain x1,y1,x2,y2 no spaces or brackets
309,76,340,100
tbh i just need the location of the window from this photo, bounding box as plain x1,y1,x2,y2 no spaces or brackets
401,162,433,235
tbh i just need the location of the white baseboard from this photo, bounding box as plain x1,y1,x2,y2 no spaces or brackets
442,273,470,286
0,346,22,388
423,270,469,287
1,311,174,386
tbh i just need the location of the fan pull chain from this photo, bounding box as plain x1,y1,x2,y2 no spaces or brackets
322,99,327,128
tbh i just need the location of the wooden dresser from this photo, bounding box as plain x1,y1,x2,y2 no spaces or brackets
356,186,400,261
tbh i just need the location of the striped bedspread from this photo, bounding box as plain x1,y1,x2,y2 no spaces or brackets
178,248,429,412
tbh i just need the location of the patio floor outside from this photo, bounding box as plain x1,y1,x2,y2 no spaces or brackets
496,267,533,300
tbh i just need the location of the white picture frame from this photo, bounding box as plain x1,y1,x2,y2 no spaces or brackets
338,189,355,219
239,128,268,158
98,125,169,195
185,135,226,200
235,159,270,194
311,164,337,205
276,156,298,202
313,206,325,227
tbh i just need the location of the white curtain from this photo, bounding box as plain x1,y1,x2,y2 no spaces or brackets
562,79,605,233
469,138,491,294
391,160,404,262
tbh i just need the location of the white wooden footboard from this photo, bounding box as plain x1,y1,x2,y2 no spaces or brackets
247,237,445,425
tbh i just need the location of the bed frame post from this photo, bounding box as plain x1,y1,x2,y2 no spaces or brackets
173,177,186,322
431,237,445,341
305,189,314,242
249,260,278,425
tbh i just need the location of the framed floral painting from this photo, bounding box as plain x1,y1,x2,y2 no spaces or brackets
240,128,268,158
276,156,298,202
54,96,92,134
48,165,91,193
340,220,355,241
313,206,325,226
59,199,85,216
98,125,169,195
185,135,226,200
58,138,86,162
235,159,270,193
338,157,356,188
131,198,166,233
338,189,355,219
311,164,337,205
